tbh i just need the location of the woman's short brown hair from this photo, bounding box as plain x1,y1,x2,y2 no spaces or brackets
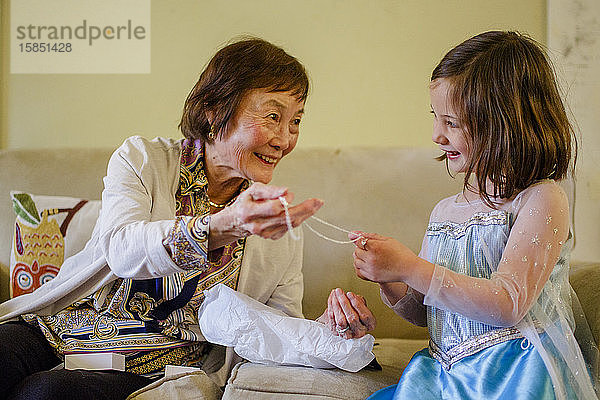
179,37,309,142
431,31,577,207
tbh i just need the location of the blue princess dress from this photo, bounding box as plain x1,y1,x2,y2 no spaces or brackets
368,181,598,400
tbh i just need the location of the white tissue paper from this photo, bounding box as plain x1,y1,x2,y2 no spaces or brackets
198,284,375,372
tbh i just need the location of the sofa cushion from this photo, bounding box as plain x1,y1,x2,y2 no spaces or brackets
9,192,101,297
127,371,223,400
570,262,600,345
222,338,427,400
0,148,112,301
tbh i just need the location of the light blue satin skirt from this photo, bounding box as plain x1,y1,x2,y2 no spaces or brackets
367,338,558,400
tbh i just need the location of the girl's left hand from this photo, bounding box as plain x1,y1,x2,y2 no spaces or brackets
316,288,376,339
349,231,417,283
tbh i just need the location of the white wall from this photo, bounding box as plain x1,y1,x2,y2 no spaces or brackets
549,0,600,263
1,0,546,149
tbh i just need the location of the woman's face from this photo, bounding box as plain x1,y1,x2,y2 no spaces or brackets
206,89,305,184
430,78,470,173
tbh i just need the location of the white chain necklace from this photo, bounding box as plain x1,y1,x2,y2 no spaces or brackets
279,196,361,244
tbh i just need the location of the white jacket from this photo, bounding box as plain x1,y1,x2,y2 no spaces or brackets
0,136,305,385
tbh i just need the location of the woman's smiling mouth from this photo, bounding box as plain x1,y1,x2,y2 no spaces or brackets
255,153,278,165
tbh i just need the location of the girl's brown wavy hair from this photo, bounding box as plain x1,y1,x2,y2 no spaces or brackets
431,31,577,207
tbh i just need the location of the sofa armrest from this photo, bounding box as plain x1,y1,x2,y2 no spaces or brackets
570,262,600,346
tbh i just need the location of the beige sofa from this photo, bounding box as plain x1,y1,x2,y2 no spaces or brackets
0,145,598,399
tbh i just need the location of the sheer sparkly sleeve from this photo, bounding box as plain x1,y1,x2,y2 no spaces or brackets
380,236,428,326
163,215,212,271
380,285,427,327
423,182,570,327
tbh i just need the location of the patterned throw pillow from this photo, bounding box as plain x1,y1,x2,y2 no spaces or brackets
10,192,101,297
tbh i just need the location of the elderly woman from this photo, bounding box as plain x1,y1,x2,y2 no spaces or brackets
0,38,375,399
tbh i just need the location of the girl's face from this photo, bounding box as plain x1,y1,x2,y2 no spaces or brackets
430,78,470,173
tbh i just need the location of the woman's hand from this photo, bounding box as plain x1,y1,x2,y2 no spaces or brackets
316,288,376,339
349,231,419,283
209,182,322,249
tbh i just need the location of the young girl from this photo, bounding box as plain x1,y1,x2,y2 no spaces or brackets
351,31,599,399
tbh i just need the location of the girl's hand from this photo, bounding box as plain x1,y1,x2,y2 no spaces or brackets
316,288,376,339
210,182,323,249
349,231,418,283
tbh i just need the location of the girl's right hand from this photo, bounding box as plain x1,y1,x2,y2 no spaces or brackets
209,182,323,249
349,231,419,283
